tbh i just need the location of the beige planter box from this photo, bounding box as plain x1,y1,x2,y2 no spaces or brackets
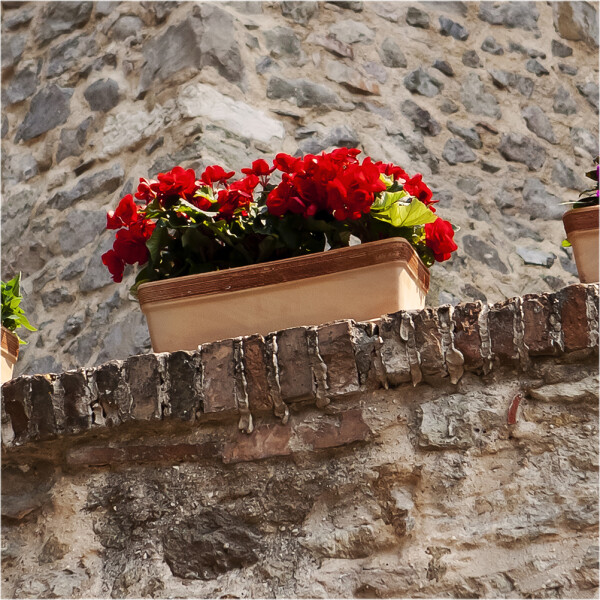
563,205,599,284
138,238,430,353
1,326,19,384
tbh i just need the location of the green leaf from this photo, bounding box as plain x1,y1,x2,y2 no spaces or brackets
561,239,572,248
376,198,437,228
146,222,170,265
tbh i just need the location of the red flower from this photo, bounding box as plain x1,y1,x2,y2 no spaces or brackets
200,165,235,187
101,249,125,283
156,166,196,198
241,159,275,177
425,218,457,262
217,175,259,219
273,153,303,174
107,194,139,230
375,161,409,181
135,178,156,204
113,220,156,266
403,173,436,207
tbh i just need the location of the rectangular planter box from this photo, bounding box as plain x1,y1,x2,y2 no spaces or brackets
1,326,19,384
138,237,430,353
563,205,599,284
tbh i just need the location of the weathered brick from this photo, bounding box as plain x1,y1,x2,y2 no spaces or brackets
316,321,360,396
2,377,31,442
124,354,162,420
243,335,273,413
166,350,203,420
201,339,237,414
222,423,292,464
452,302,483,370
29,375,58,440
378,314,411,385
488,299,519,362
298,409,371,450
67,442,220,467
94,361,130,426
522,293,554,354
555,285,590,352
276,327,314,402
58,371,92,434
412,309,446,379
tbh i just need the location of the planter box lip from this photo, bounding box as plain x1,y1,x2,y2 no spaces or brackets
138,237,429,305
562,204,599,235
1,326,19,360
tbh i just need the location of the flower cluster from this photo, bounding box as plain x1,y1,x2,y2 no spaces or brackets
102,149,457,290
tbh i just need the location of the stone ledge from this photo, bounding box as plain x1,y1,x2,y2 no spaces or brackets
2,284,598,449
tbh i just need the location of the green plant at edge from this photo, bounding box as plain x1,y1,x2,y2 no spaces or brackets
1,273,37,344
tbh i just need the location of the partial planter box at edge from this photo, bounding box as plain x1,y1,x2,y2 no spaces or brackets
563,204,599,284
1,326,19,384
138,237,430,353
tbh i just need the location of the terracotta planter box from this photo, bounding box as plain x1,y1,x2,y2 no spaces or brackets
1,326,19,384
563,205,599,284
138,238,430,353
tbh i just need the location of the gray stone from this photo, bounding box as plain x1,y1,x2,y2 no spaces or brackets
401,100,441,136
551,1,598,48
462,235,509,273
3,8,33,30
447,121,482,149
497,134,546,171
49,164,124,210
404,67,443,97
478,2,539,30
527,48,546,59
522,178,564,220
378,37,407,68
83,79,119,112
438,16,469,40
108,15,143,40
558,63,578,76
443,139,476,165
325,60,381,95
80,239,116,293
255,56,276,75
462,50,481,68
328,1,363,11
462,283,487,302
38,535,70,564
481,36,504,55
526,59,549,76
41,288,75,310
551,39,573,57
329,19,375,44
521,105,557,144
323,125,360,148
57,211,106,256
432,59,454,77
95,312,151,364
56,117,93,164
2,116,8,138
267,76,353,111
460,73,501,118
47,34,98,78
576,81,599,113
552,160,586,191
15,85,73,142
20,355,62,377
406,7,429,28
264,26,303,64
35,2,93,46
4,62,38,105
1,152,38,184
60,257,87,281
95,1,117,16
388,130,440,174
480,160,501,173
428,1,468,16
281,1,318,25
140,1,177,24
363,61,387,84
1,34,25,69
440,99,459,114
516,247,556,267
553,86,577,115
456,177,482,196
487,69,534,97
570,127,599,157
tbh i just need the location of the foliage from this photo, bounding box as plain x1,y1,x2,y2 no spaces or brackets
1,273,37,344
102,148,458,295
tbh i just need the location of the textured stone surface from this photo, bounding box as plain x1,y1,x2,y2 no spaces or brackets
15,85,73,142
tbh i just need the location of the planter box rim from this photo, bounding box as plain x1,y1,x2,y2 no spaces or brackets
562,204,599,235
138,237,429,305
1,325,19,361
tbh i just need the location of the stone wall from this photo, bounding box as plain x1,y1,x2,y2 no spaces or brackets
2,284,598,597
1,1,599,376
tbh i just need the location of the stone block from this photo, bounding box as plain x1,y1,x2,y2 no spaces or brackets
316,321,360,396
166,351,203,420
555,285,590,351
242,335,273,413
28,375,58,441
452,302,484,370
222,423,292,463
298,409,371,450
412,309,446,379
201,339,238,413
276,327,314,402
488,299,519,361
94,361,130,426
124,354,162,421
1,377,31,442
378,314,411,385
58,371,92,434
522,293,554,354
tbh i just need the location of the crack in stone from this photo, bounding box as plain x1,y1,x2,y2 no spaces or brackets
233,338,253,434
307,327,330,409
400,313,422,386
513,298,530,372
586,285,599,349
548,295,564,353
264,334,289,424
478,304,493,374
438,306,464,384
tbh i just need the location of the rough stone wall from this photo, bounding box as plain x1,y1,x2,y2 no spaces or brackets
1,0,599,376
2,285,598,598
